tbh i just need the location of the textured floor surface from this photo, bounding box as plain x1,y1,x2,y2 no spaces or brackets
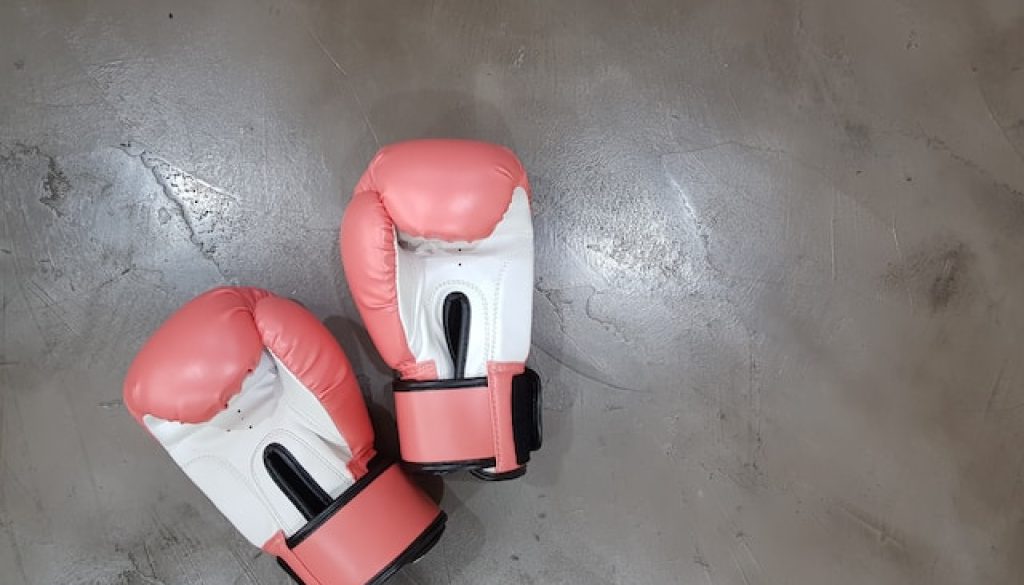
2,1,1024,584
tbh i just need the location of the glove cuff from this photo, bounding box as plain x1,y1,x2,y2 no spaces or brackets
393,368,542,478
266,460,445,585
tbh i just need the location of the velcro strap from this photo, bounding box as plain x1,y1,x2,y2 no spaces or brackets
281,461,443,585
512,368,543,465
393,378,496,468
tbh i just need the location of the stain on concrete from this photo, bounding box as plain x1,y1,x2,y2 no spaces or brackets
927,249,967,311
884,238,975,313
843,120,872,153
0,143,72,217
156,207,171,225
40,156,72,217
905,30,919,51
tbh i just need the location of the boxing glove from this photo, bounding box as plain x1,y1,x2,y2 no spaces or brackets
340,139,542,480
123,287,445,585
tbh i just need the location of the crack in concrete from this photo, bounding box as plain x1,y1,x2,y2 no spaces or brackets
531,342,645,394
978,83,1024,166
922,135,1024,199
582,288,631,344
536,282,631,344
124,546,168,585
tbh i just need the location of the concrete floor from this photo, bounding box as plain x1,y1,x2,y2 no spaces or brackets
2,0,1023,583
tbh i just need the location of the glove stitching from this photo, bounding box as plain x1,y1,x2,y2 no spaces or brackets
491,259,511,361
286,403,350,454
490,259,512,468
249,429,351,531
426,279,490,375
271,351,350,457
183,454,283,532
258,429,351,490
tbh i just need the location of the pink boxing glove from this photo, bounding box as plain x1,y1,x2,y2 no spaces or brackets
341,139,542,480
124,287,445,585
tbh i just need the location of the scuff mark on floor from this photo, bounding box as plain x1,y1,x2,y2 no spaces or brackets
97,398,123,410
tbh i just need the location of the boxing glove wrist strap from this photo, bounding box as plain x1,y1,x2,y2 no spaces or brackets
266,459,445,585
392,369,542,476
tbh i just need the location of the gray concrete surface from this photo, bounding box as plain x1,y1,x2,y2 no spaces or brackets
2,0,1023,583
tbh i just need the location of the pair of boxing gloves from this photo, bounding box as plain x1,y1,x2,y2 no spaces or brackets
122,140,542,585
